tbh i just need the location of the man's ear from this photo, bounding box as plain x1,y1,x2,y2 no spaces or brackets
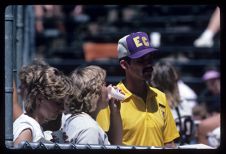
120,60,129,70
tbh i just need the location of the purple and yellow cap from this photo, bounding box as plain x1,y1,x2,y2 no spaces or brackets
117,32,157,59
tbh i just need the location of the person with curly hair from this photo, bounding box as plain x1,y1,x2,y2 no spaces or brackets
63,65,122,145
13,59,50,122
13,61,73,145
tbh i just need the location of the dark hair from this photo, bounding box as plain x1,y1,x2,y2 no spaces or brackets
119,56,131,64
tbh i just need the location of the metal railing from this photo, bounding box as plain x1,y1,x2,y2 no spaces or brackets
5,5,15,148
5,5,35,148
11,141,214,149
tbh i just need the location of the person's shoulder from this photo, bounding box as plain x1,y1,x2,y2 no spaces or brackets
14,113,37,124
69,113,97,128
13,113,41,134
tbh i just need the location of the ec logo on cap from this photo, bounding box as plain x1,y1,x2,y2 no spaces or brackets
133,36,150,48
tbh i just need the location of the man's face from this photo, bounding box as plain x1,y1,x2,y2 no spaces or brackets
128,53,154,81
206,78,220,95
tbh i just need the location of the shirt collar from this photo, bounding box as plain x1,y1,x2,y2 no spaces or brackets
117,81,157,100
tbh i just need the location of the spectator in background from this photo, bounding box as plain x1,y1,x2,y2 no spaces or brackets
194,7,220,47
13,61,73,145
197,113,220,147
174,67,198,110
121,5,138,22
150,61,195,145
61,5,90,45
191,103,209,143
97,32,179,147
192,103,208,121
34,5,65,57
34,5,65,33
177,80,198,110
194,68,220,147
82,5,107,37
63,65,122,145
199,68,220,116
207,124,220,148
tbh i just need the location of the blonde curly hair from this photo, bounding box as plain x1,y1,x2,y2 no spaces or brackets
66,65,106,115
20,60,73,114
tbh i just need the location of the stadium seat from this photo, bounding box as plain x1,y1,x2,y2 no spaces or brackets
83,42,118,62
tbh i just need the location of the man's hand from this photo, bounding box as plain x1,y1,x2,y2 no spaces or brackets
164,141,177,148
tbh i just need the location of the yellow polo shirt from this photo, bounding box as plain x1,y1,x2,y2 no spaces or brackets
96,82,180,146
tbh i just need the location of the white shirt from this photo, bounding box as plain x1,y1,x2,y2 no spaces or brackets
178,80,198,109
171,100,194,137
63,112,110,145
13,113,45,142
208,127,220,148
171,99,193,120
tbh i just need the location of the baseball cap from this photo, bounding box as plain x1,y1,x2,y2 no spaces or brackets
202,70,220,81
118,32,157,59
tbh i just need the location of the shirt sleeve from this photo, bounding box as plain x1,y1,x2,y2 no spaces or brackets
13,121,33,142
162,95,180,143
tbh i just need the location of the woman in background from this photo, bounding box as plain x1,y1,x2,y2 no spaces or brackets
150,61,194,145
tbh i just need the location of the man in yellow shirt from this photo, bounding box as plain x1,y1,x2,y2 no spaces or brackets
97,32,180,147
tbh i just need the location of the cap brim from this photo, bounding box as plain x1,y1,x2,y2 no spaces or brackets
202,71,220,81
128,48,157,59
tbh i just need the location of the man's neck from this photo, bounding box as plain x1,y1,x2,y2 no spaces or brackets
124,78,148,101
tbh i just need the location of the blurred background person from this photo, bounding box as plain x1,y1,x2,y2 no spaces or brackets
34,5,65,58
194,67,220,147
198,68,220,116
197,113,220,147
150,61,195,145
177,70,198,110
194,7,220,47
35,5,65,34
